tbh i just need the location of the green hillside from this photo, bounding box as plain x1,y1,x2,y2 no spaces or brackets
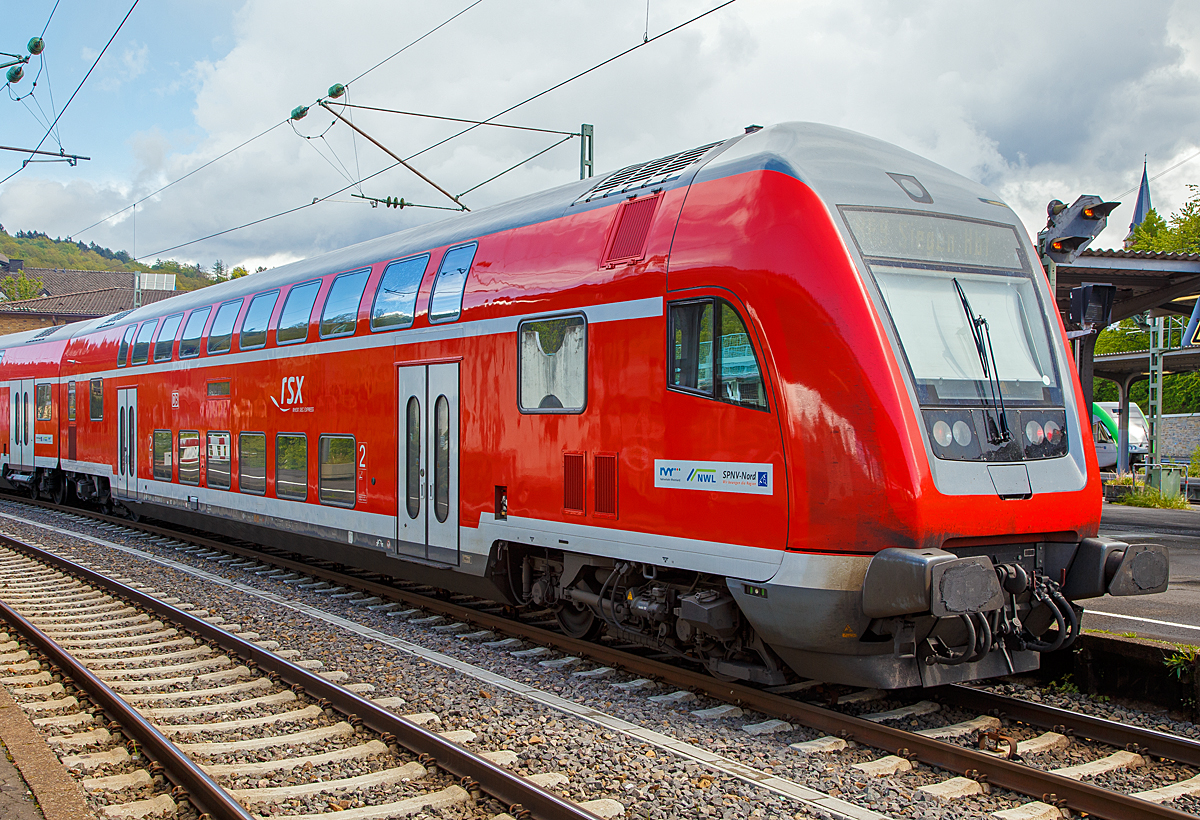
0,227,227,292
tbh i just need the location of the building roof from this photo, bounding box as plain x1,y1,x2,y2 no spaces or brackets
0,287,176,317
20,268,139,296
1080,248,1200,262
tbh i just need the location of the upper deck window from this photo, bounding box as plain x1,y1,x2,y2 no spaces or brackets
428,244,477,323
239,291,278,350
207,299,243,354
277,280,321,345
371,255,428,331
319,269,370,338
154,313,184,362
131,320,157,365
117,325,136,366
179,307,211,359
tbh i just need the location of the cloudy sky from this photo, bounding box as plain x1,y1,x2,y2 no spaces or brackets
1,0,1197,271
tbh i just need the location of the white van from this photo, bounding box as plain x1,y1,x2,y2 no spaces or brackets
1095,401,1150,463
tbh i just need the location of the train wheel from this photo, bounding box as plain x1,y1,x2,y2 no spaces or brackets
50,475,65,506
555,601,601,640
28,473,40,501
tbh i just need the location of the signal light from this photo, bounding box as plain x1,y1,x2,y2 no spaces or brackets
1082,201,1119,220
1037,195,1121,264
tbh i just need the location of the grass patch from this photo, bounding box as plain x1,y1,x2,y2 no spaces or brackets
1113,488,1191,509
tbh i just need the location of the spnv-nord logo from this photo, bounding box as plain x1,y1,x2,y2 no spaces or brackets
758,471,768,487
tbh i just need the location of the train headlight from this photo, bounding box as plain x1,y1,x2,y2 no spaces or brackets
1018,410,1068,460
1025,420,1045,446
932,420,953,447
952,420,973,447
1044,420,1061,444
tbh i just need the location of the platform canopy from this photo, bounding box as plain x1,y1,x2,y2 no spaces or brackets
1054,248,1200,325
1054,248,1200,470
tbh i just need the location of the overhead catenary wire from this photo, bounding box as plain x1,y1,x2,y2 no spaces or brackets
341,0,487,88
458,135,573,197
328,103,580,136
70,1,488,240
137,0,738,259
401,0,738,166
1115,148,1200,201
71,120,290,238
0,0,140,186
136,159,406,260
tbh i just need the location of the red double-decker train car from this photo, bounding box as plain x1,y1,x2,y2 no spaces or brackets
0,122,1167,688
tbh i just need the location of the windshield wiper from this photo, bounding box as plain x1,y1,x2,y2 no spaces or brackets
953,278,1011,444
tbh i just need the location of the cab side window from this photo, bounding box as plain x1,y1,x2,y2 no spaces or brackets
668,298,767,410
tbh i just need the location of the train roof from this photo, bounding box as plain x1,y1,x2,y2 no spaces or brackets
0,122,1017,351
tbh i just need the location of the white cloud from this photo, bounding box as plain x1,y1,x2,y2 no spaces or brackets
9,0,1200,266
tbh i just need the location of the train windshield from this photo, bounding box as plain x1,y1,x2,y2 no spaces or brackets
843,208,1061,406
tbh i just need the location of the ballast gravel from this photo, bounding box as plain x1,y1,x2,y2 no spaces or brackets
5,501,1200,820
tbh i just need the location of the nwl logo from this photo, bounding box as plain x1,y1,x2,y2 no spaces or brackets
687,468,717,484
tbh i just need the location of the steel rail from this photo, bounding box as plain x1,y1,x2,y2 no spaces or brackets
0,533,601,820
0,595,255,820
6,496,1197,820
938,684,1200,767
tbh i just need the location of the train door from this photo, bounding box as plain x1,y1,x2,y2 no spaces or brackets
116,388,138,499
396,363,460,564
10,379,32,468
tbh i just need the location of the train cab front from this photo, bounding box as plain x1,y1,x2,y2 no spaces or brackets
839,204,1169,686
721,169,1170,690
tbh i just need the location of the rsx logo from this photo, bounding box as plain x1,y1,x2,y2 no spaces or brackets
271,376,306,412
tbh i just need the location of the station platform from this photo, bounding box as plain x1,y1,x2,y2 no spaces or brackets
1082,503,1200,645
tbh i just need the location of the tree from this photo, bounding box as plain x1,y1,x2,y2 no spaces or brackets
0,271,45,301
1130,185,1200,254
1092,318,1200,414
230,266,249,279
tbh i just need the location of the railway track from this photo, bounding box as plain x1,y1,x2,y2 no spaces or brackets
1,493,1198,820
0,535,611,820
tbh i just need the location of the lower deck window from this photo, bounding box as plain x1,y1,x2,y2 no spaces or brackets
239,433,266,495
319,435,355,507
207,431,231,489
153,431,172,480
178,431,200,485
276,434,307,500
